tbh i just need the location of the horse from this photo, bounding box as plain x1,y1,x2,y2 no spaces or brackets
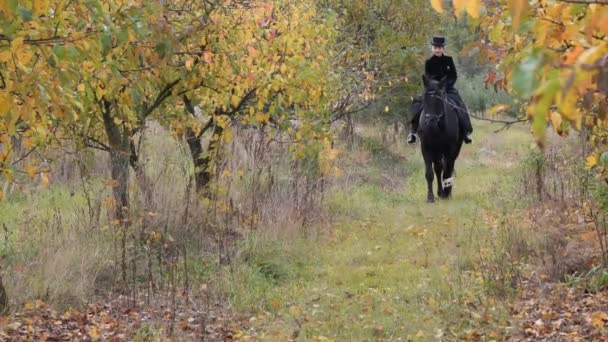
417,75,464,203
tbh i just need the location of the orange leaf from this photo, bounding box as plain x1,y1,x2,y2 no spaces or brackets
89,326,100,341
452,0,466,17
466,0,481,18
591,311,608,328
550,111,563,135
508,0,528,30
430,0,443,13
563,46,584,65
484,71,497,88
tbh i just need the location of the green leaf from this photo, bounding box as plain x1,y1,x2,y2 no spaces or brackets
155,41,172,59
600,152,608,166
116,29,128,45
570,4,586,17
66,46,79,60
52,45,66,60
512,52,542,95
101,32,112,57
18,5,32,21
7,0,18,12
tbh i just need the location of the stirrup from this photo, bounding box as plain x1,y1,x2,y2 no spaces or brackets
407,133,417,144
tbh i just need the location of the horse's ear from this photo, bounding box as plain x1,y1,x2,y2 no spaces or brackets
422,74,429,88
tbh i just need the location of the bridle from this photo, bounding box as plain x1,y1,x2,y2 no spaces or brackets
423,89,468,119
423,89,447,120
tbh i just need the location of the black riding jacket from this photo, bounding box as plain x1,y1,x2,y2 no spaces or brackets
425,54,457,89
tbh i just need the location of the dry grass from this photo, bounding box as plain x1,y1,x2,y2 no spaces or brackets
0,119,334,310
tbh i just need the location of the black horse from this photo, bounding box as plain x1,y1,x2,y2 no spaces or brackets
417,75,464,203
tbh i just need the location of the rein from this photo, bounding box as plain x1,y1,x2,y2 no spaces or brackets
431,93,467,113
423,91,448,119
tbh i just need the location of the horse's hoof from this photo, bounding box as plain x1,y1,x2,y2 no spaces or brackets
427,198,435,203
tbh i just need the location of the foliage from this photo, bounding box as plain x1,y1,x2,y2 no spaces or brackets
458,74,514,114
320,0,440,122
431,0,608,160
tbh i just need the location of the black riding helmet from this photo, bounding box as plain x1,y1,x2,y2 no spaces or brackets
431,36,446,47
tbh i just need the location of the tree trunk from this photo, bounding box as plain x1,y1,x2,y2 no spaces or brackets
185,127,212,193
185,125,224,193
0,275,8,314
182,97,226,193
130,140,155,213
102,100,132,284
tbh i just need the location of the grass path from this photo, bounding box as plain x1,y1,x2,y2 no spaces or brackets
236,121,532,341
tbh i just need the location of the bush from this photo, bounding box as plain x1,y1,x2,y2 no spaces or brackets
457,74,514,114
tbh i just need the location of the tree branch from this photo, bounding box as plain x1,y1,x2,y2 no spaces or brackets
557,0,608,4
227,88,257,117
143,79,181,118
10,144,39,165
469,113,529,132
182,95,215,139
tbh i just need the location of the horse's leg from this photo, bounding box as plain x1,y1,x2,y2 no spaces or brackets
442,157,456,198
422,150,435,203
433,158,444,198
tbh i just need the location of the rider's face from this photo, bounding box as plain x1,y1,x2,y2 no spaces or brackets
431,45,444,56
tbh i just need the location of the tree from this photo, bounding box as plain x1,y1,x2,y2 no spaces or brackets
431,0,608,152
318,0,440,123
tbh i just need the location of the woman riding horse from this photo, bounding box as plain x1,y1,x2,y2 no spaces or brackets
407,36,473,144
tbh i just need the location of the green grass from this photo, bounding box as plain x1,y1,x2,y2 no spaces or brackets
229,121,533,340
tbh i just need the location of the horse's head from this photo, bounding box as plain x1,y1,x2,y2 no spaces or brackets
421,74,447,127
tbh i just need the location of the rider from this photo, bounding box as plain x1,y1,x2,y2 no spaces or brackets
407,36,473,144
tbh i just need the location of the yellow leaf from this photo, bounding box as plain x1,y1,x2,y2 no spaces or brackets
33,0,50,14
508,0,528,30
384,106,389,112
89,326,100,341
591,311,608,328
95,83,105,99
290,306,302,315
231,94,240,108
25,163,36,178
255,112,269,123
11,37,25,52
430,0,443,13
185,56,194,71
40,172,49,188
576,45,604,66
487,104,508,116
82,61,95,73
555,86,579,122
586,155,598,169
466,0,481,18
452,0,467,17
550,110,562,134
222,127,233,142
0,91,10,116
77,83,85,92
0,50,11,63
15,45,33,66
